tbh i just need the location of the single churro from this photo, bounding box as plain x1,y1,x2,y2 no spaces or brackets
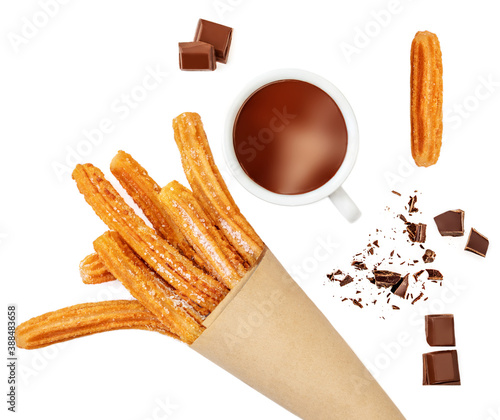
410,31,443,167
16,300,176,350
172,112,264,265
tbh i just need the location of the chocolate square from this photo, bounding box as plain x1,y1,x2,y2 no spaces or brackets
423,350,461,385
425,314,455,346
434,210,464,236
179,42,216,71
194,19,233,63
465,228,489,257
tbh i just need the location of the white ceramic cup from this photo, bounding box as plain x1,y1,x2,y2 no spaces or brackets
223,69,361,222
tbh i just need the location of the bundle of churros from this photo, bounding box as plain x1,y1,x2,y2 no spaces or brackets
16,112,404,419
16,112,264,348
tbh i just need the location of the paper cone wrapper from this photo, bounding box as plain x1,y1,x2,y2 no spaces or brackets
191,248,405,420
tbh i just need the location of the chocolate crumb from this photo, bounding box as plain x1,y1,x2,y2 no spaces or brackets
392,305,400,310
352,299,363,308
392,190,401,196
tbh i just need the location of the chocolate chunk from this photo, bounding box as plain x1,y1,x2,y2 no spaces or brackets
367,247,374,255
392,305,400,310
391,274,409,298
408,195,418,213
373,240,380,247
339,275,353,287
423,350,461,385
407,223,426,243
464,228,489,257
434,210,464,236
392,190,401,196
351,261,367,271
179,42,216,71
422,249,436,263
426,269,443,281
425,314,456,346
373,270,401,288
194,19,233,63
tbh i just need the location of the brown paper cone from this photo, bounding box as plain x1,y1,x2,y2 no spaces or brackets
191,248,405,420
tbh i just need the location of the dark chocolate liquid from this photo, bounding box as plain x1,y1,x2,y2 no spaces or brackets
233,80,348,195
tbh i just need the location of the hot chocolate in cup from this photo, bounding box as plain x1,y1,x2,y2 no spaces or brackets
224,69,361,222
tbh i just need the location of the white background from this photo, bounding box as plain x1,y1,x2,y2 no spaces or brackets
2,0,500,419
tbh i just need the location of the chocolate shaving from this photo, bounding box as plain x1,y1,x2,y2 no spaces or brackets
408,195,418,213
351,261,368,271
392,190,401,196
411,292,424,305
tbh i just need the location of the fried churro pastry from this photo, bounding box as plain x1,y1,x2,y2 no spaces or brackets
410,31,443,167
159,181,248,289
72,164,228,314
110,151,206,270
94,231,204,344
16,300,176,350
173,112,264,266
79,252,115,284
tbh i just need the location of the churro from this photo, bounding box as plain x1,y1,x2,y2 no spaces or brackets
110,151,206,270
79,252,115,284
72,163,228,314
159,181,248,289
94,231,204,344
410,31,443,167
16,300,176,350
172,112,264,265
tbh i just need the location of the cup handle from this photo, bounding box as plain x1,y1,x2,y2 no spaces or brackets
328,187,361,222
